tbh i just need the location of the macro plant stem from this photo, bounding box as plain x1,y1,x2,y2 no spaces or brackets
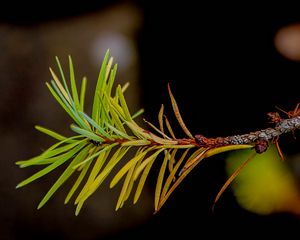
94,115,300,152
195,115,300,153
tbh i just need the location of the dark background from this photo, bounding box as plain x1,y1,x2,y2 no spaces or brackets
1,1,300,239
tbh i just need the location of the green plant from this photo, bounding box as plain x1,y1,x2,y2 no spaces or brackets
16,50,300,215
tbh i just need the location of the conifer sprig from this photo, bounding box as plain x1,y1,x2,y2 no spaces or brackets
18,50,280,215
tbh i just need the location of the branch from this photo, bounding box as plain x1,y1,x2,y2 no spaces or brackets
195,115,300,153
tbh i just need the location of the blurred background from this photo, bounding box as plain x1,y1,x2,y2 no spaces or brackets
1,1,300,239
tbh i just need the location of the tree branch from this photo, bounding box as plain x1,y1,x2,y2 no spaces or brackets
195,115,300,152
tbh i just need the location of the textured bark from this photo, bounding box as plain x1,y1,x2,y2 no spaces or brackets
195,116,300,152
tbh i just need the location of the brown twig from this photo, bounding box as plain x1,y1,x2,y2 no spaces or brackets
195,115,300,152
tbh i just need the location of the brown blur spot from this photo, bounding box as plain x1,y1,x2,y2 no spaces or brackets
275,23,300,61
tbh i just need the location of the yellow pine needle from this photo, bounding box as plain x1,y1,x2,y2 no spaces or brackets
134,149,165,181
143,118,172,140
115,163,136,210
117,85,132,121
75,147,131,209
155,151,170,211
89,146,130,189
108,106,127,133
121,140,151,146
212,151,256,211
158,104,165,136
203,145,253,158
72,144,118,169
125,121,150,139
156,149,208,213
160,144,194,149
79,77,87,111
75,201,84,216
167,84,193,139
171,145,252,206
275,139,285,161
118,148,144,198
49,67,71,104
64,160,92,204
168,149,177,173
164,115,176,139
122,154,144,203
75,149,111,206
148,132,178,145
180,145,252,176
179,148,208,176
183,148,206,166
121,82,130,93
160,149,190,202
132,108,144,119
111,99,126,119
110,148,153,188
68,56,80,108
105,57,114,82
133,158,156,204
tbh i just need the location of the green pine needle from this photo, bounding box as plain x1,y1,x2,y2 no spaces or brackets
16,50,252,215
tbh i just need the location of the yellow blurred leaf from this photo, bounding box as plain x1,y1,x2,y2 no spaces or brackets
225,144,299,215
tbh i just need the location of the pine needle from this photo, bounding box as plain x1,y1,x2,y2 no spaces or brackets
212,151,256,211
168,84,194,139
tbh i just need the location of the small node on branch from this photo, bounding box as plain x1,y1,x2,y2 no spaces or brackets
254,139,269,154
